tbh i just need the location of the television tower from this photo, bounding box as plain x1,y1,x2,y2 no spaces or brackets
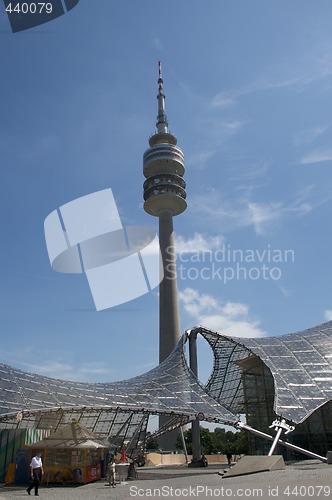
143,62,187,363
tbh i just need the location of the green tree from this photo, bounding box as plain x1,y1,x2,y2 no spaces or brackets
145,436,159,450
176,427,249,455
232,430,249,455
176,427,214,454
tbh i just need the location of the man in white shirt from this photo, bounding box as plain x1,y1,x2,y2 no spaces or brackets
26,451,44,496
107,457,116,487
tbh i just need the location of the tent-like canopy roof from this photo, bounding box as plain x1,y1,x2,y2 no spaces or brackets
198,321,332,424
0,335,237,442
28,421,107,449
3,320,330,445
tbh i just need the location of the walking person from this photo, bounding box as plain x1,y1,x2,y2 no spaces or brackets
108,456,116,487
27,451,43,496
226,449,232,467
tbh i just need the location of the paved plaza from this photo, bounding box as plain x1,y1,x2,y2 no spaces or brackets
0,461,331,500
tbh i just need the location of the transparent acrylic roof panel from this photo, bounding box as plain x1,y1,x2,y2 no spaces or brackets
0,335,238,429
200,321,332,424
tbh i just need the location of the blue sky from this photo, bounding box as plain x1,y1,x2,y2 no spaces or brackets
1,1,332,387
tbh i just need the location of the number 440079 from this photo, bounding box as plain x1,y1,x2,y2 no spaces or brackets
5,3,53,14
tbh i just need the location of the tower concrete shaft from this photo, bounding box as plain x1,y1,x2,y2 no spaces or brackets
143,61,187,363
158,209,181,363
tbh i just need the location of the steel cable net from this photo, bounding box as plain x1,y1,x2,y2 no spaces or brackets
0,335,238,446
199,321,332,424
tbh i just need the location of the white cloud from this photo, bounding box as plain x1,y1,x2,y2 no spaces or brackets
317,54,332,79
190,186,313,236
211,76,302,109
324,310,332,321
211,91,236,109
247,202,282,236
79,365,111,375
186,148,216,169
179,287,265,338
211,51,332,109
190,192,278,235
297,149,332,165
294,126,328,146
153,38,164,51
230,157,273,183
278,285,293,298
2,346,113,381
246,198,311,233
196,116,245,145
212,120,245,141
175,232,224,254
1,133,60,162
30,361,113,381
20,360,78,380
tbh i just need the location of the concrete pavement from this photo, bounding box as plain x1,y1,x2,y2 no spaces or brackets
0,460,331,499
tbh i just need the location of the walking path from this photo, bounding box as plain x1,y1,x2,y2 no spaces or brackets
0,461,331,499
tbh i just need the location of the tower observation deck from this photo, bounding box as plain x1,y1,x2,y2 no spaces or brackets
143,62,187,364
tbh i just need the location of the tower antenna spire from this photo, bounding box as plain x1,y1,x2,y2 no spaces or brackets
156,60,168,134
158,60,163,94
